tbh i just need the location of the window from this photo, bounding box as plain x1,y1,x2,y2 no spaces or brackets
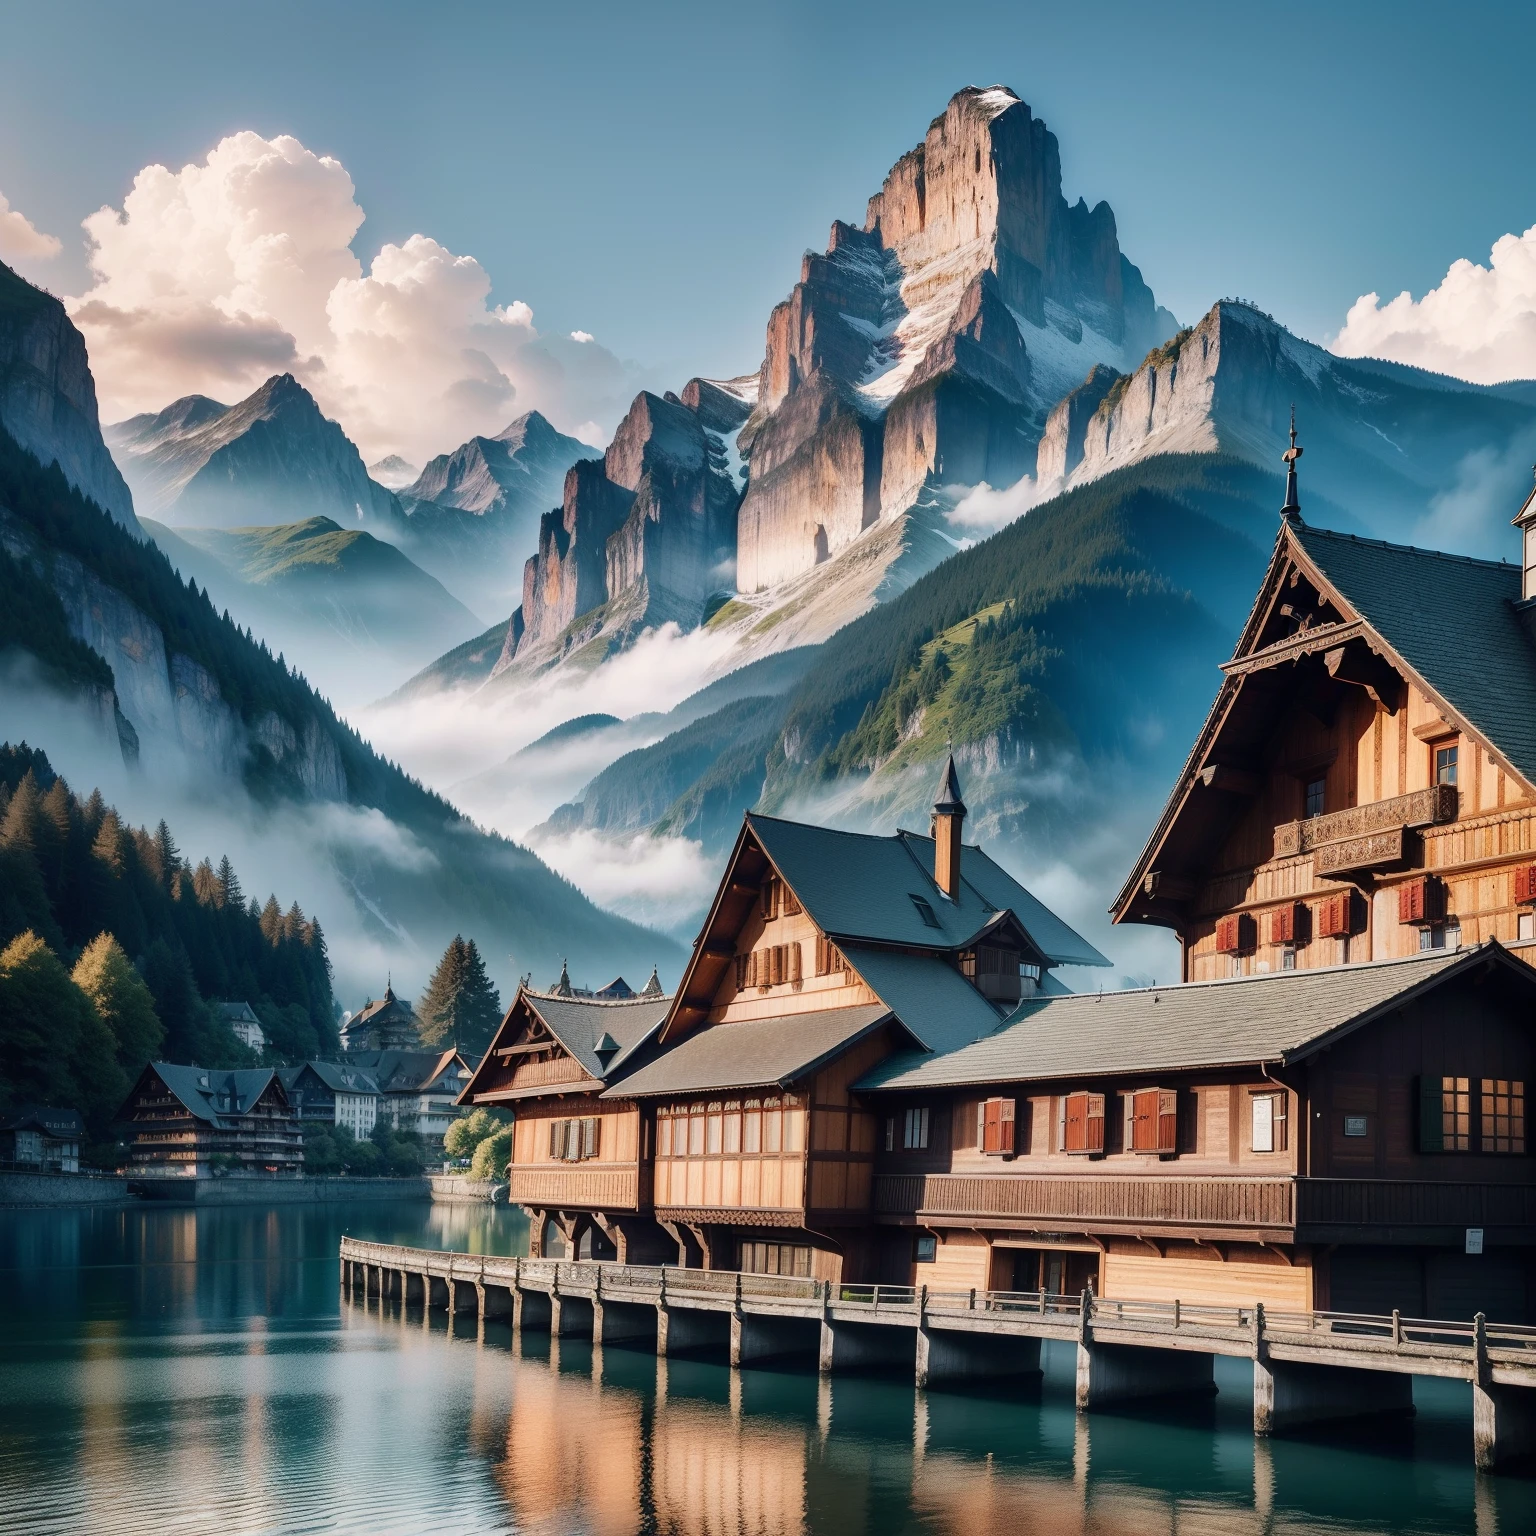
910,894,942,929
1520,912,1535,942
739,1240,812,1277
762,878,780,920
1062,1092,1105,1154
1305,777,1326,818
914,1233,937,1264
903,1106,930,1150
548,1117,599,1161
737,943,802,990
1280,945,1297,971
979,1097,1016,1155
1343,1115,1368,1138
1436,744,1459,786
1129,1089,1178,1154
1422,1076,1472,1152
1251,1092,1288,1153
1420,922,1461,952
884,1116,895,1153
1480,1080,1526,1154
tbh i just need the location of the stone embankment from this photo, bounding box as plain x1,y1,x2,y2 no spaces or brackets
0,1171,507,1207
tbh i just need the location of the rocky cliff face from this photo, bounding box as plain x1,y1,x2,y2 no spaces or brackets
0,260,139,533
397,411,596,616
1045,300,1536,529
106,374,404,534
504,382,748,668
734,86,1176,592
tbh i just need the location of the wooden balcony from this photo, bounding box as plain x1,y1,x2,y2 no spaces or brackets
1273,785,1457,874
873,1172,1296,1239
507,1163,640,1210
874,1171,1536,1245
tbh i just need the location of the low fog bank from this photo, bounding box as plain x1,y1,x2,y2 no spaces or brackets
0,662,678,1010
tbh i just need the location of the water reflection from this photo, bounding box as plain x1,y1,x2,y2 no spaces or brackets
1,1203,1533,1535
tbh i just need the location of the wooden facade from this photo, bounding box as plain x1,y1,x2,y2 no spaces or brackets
120,1063,302,1177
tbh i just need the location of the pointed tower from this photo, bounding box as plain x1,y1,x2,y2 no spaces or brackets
1280,407,1304,524
552,959,573,998
640,965,663,998
931,754,967,900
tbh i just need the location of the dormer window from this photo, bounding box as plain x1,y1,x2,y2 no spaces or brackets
910,895,941,929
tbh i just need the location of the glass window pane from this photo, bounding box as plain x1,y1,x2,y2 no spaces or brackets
724,1112,741,1154
744,1111,761,1154
764,1109,782,1154
1252,1095,1274,1153
706,1113,722,1155
688,1114,704,1156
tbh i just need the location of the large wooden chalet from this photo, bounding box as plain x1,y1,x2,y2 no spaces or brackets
459,460,1536,1319
119,1063,303,1177
459,767,1108,1280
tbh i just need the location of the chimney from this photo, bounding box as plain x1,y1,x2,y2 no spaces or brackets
931,754,967,900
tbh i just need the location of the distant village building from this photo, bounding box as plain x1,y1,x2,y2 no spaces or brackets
0,1106,83,1172
343,1049,471,1145
117,1065,303,1177
340,983,423,1053
218,1001,268,1053
548,965,665,1002
277,1062,380,1137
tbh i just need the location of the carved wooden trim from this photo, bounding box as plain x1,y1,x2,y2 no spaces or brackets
1275,785,1457,860
1220,620,1365,677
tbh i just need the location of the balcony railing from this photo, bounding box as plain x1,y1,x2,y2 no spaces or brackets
873,1172,1296,1233
1273,784,1457,872
507,1164,640,1209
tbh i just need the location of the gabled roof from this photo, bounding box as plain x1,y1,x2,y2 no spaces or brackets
855,944,1533,1091
139,1064,288,1125
279,1061,379,1096
0,1105,84,1138
340,1048,467,1093
746,813,1107,967
601,1003,899,1100
839,944,1009,1055
1114,516,1536,925
522,989,670,1078
1291,523,1536,788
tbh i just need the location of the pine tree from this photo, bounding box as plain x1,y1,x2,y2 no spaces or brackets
73,932,165,1080
259,895,283,945
91,809,128,875
215,855,243,910
418,935,502,1052
150,820,180,888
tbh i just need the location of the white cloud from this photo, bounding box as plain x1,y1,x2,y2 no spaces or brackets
1333,223,1536,383
570,330,594,343
947,474,1056,539
524,827,718,935
66,131,649,461
0,189,62,263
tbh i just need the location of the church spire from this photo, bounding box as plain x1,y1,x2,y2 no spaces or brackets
1280,406,1304,524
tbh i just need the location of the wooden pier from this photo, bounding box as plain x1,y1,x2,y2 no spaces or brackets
339,1237,1536,1472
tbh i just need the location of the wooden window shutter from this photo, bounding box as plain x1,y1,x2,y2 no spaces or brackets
982,1098,1002,1154
1063,1092,1087,1153
1086,1093,1105,1153
763,878,779,920
783,886,802,916
998,1097,1015,1154
1515,865,1536,905
1417,1077,1444,1153
1215,915,1241,954
1130,1089,1159,1151
789,942,802,982
548,1120,560,1158
735,953,747,990
815,935,829,975
1269,903,1300,945
581,1118,597,1159
1399,877,1444,926
1157,1090,1179,1154
1316,892,1361,939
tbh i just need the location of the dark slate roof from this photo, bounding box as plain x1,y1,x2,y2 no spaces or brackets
855,946,1516,1092
279,1061,379,1096
1294,524,1536,786
840,944,1008,1055
745,813,1108,969
525,990,671,1079
1,1105,84,1137
602,1004,896,1100
339,1049,467,1093
146,1064,287,1125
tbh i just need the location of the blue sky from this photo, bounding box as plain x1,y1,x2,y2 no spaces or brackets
4,0,1534,396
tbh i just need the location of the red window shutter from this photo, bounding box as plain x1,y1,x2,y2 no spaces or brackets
1399,879,1424,924
1269,904,1297,945
998,1098,1016,1154
1516,865,1536,905
1064,1093,1087,1153
1157,1090,1179,1153
1086,1094,1105,1153
1215,915,1239,954
982,1098,1001,1154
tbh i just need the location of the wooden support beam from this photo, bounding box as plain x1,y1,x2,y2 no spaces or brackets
1324,641,1405,715
1197,763,1263,796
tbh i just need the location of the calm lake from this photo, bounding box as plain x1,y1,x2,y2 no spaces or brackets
1,1201,1534,1535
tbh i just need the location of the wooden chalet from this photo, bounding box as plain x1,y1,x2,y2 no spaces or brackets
1114,455,1536,982
119,1063,302,1177
460,762,1108,1280
856,941,1536,1317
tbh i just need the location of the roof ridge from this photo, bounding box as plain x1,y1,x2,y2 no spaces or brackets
1298,522,1518,573
526,989,673,1005
1013,944,1471,1008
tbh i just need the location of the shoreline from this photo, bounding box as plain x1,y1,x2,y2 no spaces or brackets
0,1171,505,1208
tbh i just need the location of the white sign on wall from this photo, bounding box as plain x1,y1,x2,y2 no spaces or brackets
1466,1228,1484,1255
